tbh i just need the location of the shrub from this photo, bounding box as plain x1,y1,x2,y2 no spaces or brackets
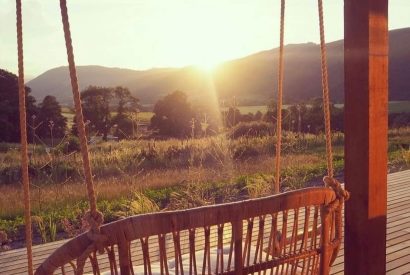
0,230,10,251
229,121,274,139
64,136,81,153
32,216,48,243
126,192,159,215
233,144,260,160
166,181,239,210
243,174,273,198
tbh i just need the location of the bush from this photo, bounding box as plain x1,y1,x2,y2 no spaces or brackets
61,136,81,153
229,121,273,139
233,144,260,160
64,136,81,154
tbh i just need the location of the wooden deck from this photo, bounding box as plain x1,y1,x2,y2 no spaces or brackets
1,169,409,274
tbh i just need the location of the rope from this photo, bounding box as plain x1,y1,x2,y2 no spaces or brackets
59,1,106,273
318,0,334,178
16,1,33,274
274,0,285,194
323,177,350,204
317,3,349,267
59,0,97,214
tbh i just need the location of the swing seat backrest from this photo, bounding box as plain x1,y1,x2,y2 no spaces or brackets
35,187,340,275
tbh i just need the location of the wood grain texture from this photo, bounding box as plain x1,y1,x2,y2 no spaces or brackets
344,1,389,274
31,187,340,275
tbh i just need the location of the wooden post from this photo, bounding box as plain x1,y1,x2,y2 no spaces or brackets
344,1,388,274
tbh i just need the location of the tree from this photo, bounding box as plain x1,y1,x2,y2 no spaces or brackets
71,115,78,137
150,91,194,138
36,96,67,140
304,98,325,133
286,103,308,133
264,99,278,124
114,86,139,116
81,86,113,140
112,86,139,139
254,111,263,121
331,106,344,132
389,112,410,128
74,86,140,140
0,69,37,142
263,99,291,131
225,107,242,127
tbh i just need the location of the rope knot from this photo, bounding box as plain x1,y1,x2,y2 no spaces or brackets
84,210,103,229
323,176,350,201
84,210,107,253
75,210,107,275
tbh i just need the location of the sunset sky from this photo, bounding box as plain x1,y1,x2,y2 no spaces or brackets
0,0,409,79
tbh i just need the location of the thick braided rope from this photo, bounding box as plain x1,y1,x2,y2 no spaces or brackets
16,1,33,274
318,0,334,178
323,176,350,265
59,0,97,215
59,1,106,273
318,0,348,252
274,0,285,194
323,177,350,206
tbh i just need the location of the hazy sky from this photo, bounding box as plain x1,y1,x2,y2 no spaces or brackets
1,0,409,78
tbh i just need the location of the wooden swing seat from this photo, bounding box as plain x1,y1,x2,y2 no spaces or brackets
35,185,345,275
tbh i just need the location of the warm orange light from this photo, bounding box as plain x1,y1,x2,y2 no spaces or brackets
194,61,220,73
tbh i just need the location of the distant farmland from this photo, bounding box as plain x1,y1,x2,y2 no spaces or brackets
233,101,410,114
61,101,409,128
61,107,154,128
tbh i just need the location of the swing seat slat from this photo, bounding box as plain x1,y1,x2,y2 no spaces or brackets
35,186,345,275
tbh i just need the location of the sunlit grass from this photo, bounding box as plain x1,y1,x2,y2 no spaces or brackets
0,127,409,247
0,153,326,218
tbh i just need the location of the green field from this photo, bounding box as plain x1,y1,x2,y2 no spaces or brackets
61,107,75,129
389,101,410,113
236,101,410,114
138,112,154,123
61,107,154,127
61,101,409,127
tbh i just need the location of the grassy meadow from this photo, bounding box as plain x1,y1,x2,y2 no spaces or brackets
0,126,409,249
61,106,154,130
220,101,410,115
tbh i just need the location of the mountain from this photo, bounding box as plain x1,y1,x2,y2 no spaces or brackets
27,28,410,106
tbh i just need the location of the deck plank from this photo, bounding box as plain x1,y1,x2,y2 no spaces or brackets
330,169,410,274
1,169,409,274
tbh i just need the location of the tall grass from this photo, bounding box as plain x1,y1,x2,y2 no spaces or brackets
0,128,408,248
0,131,344,185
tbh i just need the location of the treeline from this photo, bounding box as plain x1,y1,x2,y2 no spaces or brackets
148,92,344,139
149,91,410,139
71,86,140,140
1,68,409,143
0,69,141,143
0,69,41,143
0,69,69,143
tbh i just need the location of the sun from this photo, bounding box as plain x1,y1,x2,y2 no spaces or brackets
194,59,221,72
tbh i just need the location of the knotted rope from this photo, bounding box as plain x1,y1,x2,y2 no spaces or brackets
317,0,348,202
318,0,334,178
274,0,285,194
323,176,350,207
323,176,350,265
59,0,106,273
317,4,349,265
16,1,33,274
274,0,346,198
75,211,106,274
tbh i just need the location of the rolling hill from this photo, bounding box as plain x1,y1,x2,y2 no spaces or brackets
27,28,410,106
